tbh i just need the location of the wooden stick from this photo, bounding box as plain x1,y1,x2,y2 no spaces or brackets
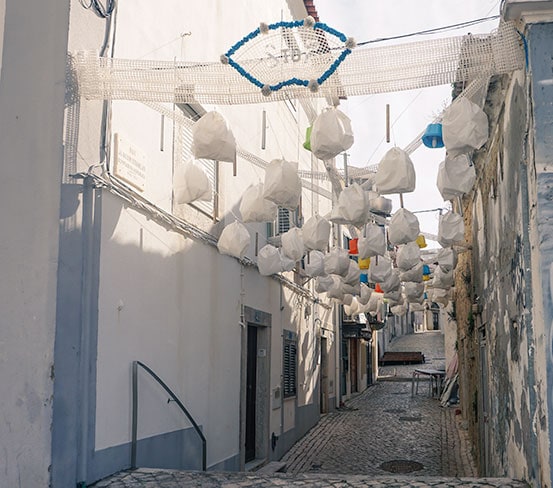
386,104,390,143
399,193,404,208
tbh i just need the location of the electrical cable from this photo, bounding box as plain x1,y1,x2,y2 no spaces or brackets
356,15,501,47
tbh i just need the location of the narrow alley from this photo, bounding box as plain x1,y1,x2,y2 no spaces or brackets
91,332,526,488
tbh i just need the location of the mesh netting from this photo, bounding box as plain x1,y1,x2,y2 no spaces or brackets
74,21,524,105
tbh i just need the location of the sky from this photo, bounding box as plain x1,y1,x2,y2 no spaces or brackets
313,0,503,245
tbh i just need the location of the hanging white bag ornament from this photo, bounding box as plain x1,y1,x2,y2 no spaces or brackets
391,304,408,316
217,221,250,258
257,245,282,276
281,227,304,261
367,291,384,316
400,263,424,283
368,255,392,283
436,247,458,272
303,214,331,251
327,276,345,300
344,260,361,286
368,191,393,215
396,241,421,271
263,159,302,209
336,183,367,227
436,154,477,201
341,294,353,307
324,248,350,276
388,208,420,245
375,147,416,195
433,266,454,289
358,223,386,258
384,289,402,302
442,97,489,156
191,111,236,163
430,288,450,306
403,282,424,301
304,250,326,277
342,283,360,296
239,183,277,222
380,269,401,293
358,283,372,305
438,212,465,247
173,161,212,205
315,275,334,293
310,107,354,160
344,297,360,317
280,250,296,272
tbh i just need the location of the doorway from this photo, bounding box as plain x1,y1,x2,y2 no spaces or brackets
350,339,358,393
245,325,257,463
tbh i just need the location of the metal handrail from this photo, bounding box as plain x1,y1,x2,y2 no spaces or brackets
131,360,207,471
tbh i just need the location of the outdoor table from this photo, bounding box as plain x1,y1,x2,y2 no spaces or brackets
411,368,446,397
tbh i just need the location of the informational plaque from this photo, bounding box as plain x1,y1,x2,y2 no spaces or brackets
113,133,146,192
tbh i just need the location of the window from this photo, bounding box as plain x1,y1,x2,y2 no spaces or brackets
266,207,298,239
283,330,297,398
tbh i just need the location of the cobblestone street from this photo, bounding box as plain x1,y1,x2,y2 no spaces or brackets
91,332,527,488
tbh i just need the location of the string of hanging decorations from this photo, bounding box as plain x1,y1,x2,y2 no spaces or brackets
73,20,524,105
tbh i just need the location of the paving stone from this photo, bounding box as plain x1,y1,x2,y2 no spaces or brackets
90,332,527,488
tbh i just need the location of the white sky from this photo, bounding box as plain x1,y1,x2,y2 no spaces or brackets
314,0,502,244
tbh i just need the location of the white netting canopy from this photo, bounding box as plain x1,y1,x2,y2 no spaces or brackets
74,21,524,105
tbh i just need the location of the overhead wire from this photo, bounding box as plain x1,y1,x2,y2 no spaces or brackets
356,15,501,47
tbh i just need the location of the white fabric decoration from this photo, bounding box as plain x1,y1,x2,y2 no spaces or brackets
327,276,345,300
281,227,304,261
344,297,360,317
403,282,424,301
375,147,416,195
436,247,458,272
442,97,489,156
263,159,302,209
430,288,450,306
391,304,408,316
400,263,424,283
344,260,361,286
315,275,334,293
324,248,350,276
358,283,372,305
217,221,250,258
388,208,420,245
380,269,401,293
280,250,296,272
174,161,212,205
367,291,384,315
436,154,477,201
368,255,392,283
336,183,367,227
438,212,465,247
342,283,360,296
257,245,282,276
358,223,386,258
433,266,454,289
384,289,402,302
342,294,354,306
239,183,277,222
304,250,326,277
310,107,354,160
191,111,236,163
367,191,393,215
303,214,331,251
396,242,421,271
